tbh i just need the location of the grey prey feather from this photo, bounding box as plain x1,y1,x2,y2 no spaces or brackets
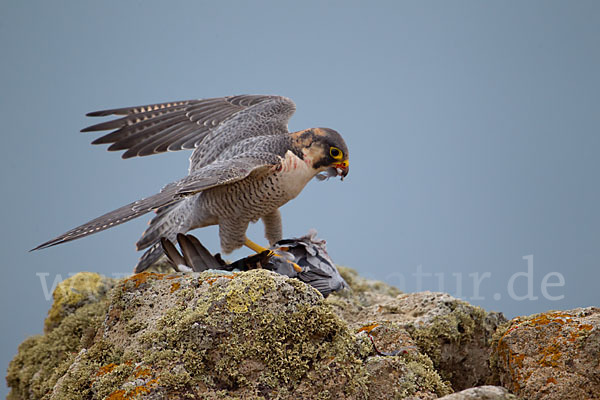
161,231,348,297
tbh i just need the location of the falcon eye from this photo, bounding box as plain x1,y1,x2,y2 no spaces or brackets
330,147,343,160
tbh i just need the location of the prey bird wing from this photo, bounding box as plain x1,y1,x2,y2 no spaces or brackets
160,237,187,269
176,233,222,271
82,95,296,160
31,154,280,251
160,235,221,272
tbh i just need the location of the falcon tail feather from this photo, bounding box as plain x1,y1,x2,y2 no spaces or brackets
31,187,179,251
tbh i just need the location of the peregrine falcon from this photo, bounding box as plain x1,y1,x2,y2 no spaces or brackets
32,95,349,272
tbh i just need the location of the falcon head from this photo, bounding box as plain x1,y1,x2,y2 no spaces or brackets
292,128,349,180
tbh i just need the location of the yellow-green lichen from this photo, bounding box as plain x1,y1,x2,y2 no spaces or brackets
6,300,111,399
132,270,370,398
10,268,483,399
224,272,274,313
404,300,495,390
365,352,453,398
45,272,114,332
125,320,148,334
408,305,482,364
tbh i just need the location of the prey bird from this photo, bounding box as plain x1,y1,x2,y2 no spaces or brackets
32,95,349,272
161,230,348,297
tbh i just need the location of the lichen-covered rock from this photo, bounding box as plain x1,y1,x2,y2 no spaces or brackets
328,266,403,324
7,270,455,400
437,386,517,400
365,352,452,399
490,307,600,400
44,272,116,333
398,293,506,391
56,270,373,399
6,273,114,400
328,287,506,391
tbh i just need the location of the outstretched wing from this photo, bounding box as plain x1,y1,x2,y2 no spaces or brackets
83,95,296,159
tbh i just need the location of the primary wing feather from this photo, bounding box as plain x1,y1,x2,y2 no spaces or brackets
31,153,280,251
82,95,295,159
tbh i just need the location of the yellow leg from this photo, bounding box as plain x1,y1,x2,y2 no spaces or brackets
244,238,270,253
244,238,302,272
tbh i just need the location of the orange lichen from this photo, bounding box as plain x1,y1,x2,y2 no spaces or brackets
539,343,562,367
106,389,127,400
495,310,596,392
134,366,152,379
123,272,166,289
512,353,525,368
96,363,117,377
498,347,526,391
105,378,159,400
170,282,181,293
526,312,573,329
503,324,519,337
357,323,380,334
546,377,557,385
203,274,236,286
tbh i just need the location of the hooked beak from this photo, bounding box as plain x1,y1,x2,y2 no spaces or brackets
334,160,349,180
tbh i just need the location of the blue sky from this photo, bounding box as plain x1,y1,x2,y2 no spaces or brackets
1,1,599,396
